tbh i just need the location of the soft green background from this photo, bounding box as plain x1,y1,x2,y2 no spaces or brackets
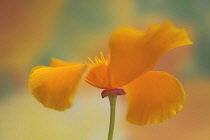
0,0,210,140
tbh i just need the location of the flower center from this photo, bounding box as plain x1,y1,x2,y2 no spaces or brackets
101,88,126,98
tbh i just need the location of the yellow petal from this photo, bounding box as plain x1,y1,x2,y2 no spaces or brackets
124,71,185,125
28,64,87,111
50,58,79,67
108,21,192,88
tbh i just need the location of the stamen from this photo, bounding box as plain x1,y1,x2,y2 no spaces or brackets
95,56,101,64
100,51,106,63
87,52,106,65
87,57,95,64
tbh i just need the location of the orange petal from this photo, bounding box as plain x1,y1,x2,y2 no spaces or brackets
108,21,192,88
124,71,185,125
50,58,79,67
85,52,111,89
28,64,87,111
85,64,110,89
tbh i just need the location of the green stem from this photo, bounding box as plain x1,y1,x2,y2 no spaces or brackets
107,94,117,140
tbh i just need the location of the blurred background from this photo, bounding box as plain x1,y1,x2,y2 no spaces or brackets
0,0,210,140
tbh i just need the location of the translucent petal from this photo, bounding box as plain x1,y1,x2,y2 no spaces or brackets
108,21,192,88
28,64,87,111
124,71,185,125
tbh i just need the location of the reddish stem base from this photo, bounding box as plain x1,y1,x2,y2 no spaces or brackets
101,88,126,98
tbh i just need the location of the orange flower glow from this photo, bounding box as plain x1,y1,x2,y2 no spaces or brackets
28,21,192,125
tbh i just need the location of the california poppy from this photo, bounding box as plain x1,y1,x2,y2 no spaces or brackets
29,21,192,127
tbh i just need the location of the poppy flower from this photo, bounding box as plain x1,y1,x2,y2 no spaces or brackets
28,21,192,125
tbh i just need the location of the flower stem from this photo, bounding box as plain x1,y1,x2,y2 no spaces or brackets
107,94,117,140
